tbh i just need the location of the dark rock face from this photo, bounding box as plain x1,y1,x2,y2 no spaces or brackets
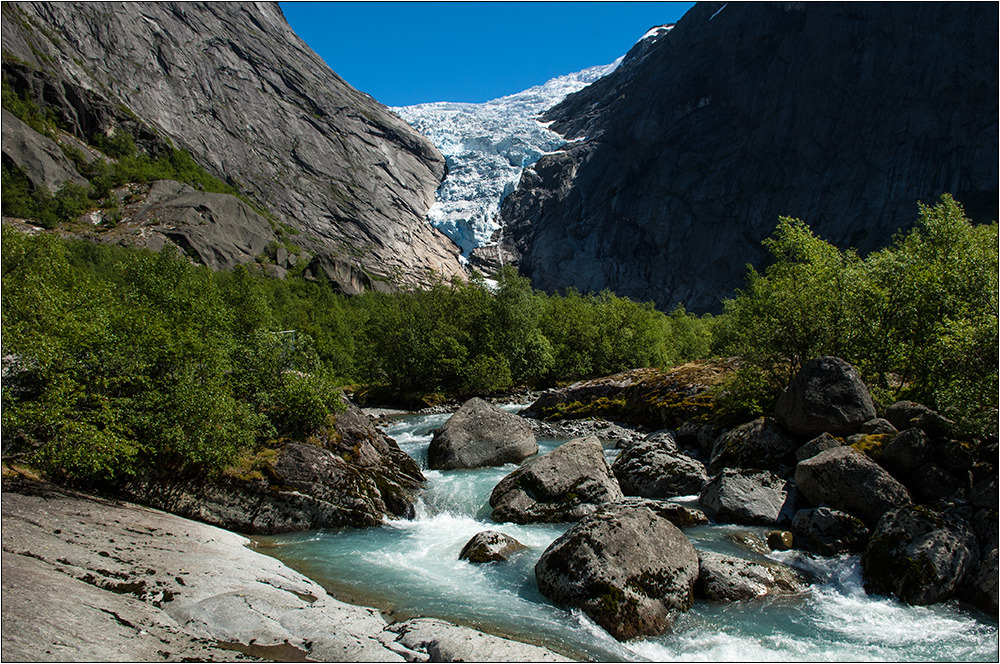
792,507,869,556
459,531,527,564
708,417,799,475
534,503,699,641
862,505,979,605
774,357,876,438
499,3,997,312
695,551,803,602
2,1,463,287
489,436,623,524
698,469,799,527
611,434,708,499
795,446,911,527
428,398,537,470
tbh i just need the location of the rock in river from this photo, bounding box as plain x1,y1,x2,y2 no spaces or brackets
611,432,709,499
490,436,623,523
534,502,699,641
428,398,537,470
459,530,527,563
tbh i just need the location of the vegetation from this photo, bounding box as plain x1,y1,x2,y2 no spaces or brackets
714,195,998,432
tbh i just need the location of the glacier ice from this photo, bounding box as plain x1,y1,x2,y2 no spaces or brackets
392,61,621,256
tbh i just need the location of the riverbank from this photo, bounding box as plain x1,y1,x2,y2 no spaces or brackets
0,476,570,662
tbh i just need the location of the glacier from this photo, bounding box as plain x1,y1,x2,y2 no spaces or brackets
392,60,623,258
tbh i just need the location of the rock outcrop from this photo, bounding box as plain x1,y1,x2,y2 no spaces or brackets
2,1,464,288
428,398,537,470
498,2,997,311
489,436,622,524
534,502,699,641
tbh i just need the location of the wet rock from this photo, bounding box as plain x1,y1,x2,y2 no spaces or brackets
766,531,794,551
428,398,537,470
534,503,699,641
795,433,843,462
699,469,799,527
795,446,911,526
774,357,877,437
862,505,979,605
612,433,708,499
490,436,623,524
459,531,527,564
708,417,799,475
695,551,804,601
792,507,869,556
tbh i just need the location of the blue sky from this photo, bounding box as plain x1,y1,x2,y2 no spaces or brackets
280,2,696,106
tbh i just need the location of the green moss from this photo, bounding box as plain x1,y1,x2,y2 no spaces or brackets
851,433,893,460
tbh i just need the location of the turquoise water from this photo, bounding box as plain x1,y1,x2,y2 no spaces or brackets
255,409,999,661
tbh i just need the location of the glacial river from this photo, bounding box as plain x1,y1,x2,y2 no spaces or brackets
256,408,998,661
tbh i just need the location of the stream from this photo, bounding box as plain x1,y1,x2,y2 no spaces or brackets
255,407,998,661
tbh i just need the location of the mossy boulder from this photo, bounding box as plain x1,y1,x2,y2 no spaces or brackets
862,505,979,605
534,503,699,641
791,507,869,556
489,436,623,524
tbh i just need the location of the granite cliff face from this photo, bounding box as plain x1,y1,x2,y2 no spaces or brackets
500,2,998,311
2,1,463,288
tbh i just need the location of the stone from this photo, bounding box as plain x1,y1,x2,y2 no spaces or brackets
774,357,877,437
611,434,709,499
698,469,799,527
910,463,970,502
883,401,955,439
695,551,803,601
766,530,794,551
795,446,911,526
611,498,710,529
795,432,843,462
708,417,799,475
970,475,998,510
1,109,89,193
677,421,726,457
428,398,538,470
459,531,527,564
534,503,699,641
791,507,869,556
489,436,623,524
860,418,898,436
879,428,932,479
862,505,979,605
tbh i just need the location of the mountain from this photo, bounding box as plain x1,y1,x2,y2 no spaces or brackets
499,2,998,312
392,59,623,261
1,1,464,291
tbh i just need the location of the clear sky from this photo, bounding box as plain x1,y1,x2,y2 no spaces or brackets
280,2,696,107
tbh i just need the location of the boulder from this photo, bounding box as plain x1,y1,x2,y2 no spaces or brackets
879,428,932,479
795,432,843,462
534,503,699,641
383,618,571,662
677,421,726,458
862,505,979,605
970,475,998,510
489,436,623,524
698,469,799,527
910,463,971,502
795,446,911,526
708,417,799,475
961,508,999,615
792,507,869,556
860,418,898,436
612,498,710,529
882,401,955,439
612,434,709,499
428,398,537,470
458,531,527,564
774,357,876,437
695,551,804,601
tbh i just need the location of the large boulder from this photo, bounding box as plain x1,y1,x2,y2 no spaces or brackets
695,551,804,601
611,433,709,499
882,401,955,439
961,507,999,615
534,503,699,641
489,436,623,523
862,505,979,605
879,428,932,479
612,498,710,529
791,507,870,556
774,357,876,437
795,433,843,462
428,398,537,470
708,417,799,475
698,469,799,527
795,446,911,526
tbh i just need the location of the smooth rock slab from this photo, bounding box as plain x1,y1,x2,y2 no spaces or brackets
490,436,623,524
429,398,537,470
382,618,571,662
535,503,699,641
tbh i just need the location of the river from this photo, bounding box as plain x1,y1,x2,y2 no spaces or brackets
255,407,998,661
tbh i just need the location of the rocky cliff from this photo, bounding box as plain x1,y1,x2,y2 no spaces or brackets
500,2,998,311
2,1,464,289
